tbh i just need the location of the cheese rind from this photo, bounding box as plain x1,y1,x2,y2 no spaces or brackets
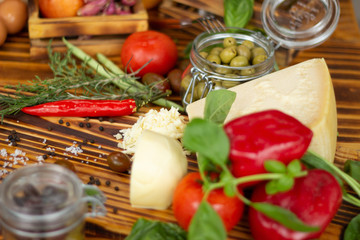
130,130,188,210
186,58,337,162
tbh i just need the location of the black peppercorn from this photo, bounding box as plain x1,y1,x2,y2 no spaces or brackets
105,180,110,186
114,186,119,191
86,123,91,128
58,119,64,124
99,126,104,131
79,122,84,128
66,122,70,126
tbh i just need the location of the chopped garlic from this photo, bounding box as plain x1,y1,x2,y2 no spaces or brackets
116,107,186,154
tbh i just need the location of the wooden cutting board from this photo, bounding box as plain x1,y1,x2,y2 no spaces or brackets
1,0,360,239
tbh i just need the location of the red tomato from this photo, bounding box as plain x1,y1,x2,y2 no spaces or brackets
121,30,178,77
39,0,84,18
172,172,244,232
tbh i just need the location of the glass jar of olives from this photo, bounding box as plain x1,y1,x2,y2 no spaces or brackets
0,164,106,240
181,28,275,106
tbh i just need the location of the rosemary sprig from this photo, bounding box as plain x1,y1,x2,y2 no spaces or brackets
0,42,177,120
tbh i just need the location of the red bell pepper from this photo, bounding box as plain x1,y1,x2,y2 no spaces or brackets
249,169,343,240
224,110,313,185
21,99,137,117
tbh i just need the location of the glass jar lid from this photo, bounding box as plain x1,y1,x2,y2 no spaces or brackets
261,0,340,50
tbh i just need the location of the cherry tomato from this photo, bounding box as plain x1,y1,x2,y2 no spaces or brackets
121,30,178,77
38,0,84,18
172,172,244,232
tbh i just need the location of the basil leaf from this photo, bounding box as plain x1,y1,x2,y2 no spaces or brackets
265,180,279,195
276,175,295,192
344,214,360,240
188,201,227,240
126,218,186,240
344,160,360,182
224,0,254,28
251,202,320,232
204,89,236,124
183,118,229,166
264,160,287,173
287,159,302,176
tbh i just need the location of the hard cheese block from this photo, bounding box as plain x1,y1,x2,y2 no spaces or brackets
186,58,337,162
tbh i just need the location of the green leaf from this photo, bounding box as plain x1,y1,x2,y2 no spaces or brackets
287,159,302,176
126,218,186,240
224,0,254,28
204,89,236,125
265,180,279,195
264,160,287,173
265,176,294,195
188,201,227,240
183,118,230,166
251,202,320,232
344,214,360,240
344,160,360,182
276,175,295,192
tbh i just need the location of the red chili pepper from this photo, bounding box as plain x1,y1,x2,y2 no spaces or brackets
224,110,313,186
249,169,343,240
21,99,137,117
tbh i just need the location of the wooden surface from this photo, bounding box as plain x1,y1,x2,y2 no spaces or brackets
1,0,360,239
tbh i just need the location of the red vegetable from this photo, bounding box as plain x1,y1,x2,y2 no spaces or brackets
224,110,313,186
121,30,178,77
172,172,244,232
249,169,343,240
21,99,136,117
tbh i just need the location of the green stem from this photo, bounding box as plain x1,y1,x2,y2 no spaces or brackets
343,193,360,207
317,154,360,198
96,53,147,91
63,38,184,111
235,189,251,205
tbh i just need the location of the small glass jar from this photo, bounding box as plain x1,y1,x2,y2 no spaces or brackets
261,0,340,50
181,28,275,106
181,0,340,106
0,164,107,240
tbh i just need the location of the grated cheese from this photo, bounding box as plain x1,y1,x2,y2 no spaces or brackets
115,107,186,154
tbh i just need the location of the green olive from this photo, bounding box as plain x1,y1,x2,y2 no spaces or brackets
221,80,239,88
107,152,131,173
251,47,267,59
236,45,251,60
215,66,233,75
252,54,268,65
180,75,192,92
219,46,237,64
194,81,208,99
242,40,255,50
240,68,256,76
209,47,223,55
230,56,249,67
223,37,237,48
199,51,208,59
206,54,221,64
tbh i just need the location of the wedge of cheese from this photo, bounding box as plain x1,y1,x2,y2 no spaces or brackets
186,58,337,162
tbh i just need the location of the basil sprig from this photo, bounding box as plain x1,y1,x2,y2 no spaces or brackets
224,0,254,28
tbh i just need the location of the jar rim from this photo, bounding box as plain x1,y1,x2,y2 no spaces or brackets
261,0,340,50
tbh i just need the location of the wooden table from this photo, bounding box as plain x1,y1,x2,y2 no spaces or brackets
0,0,360,239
